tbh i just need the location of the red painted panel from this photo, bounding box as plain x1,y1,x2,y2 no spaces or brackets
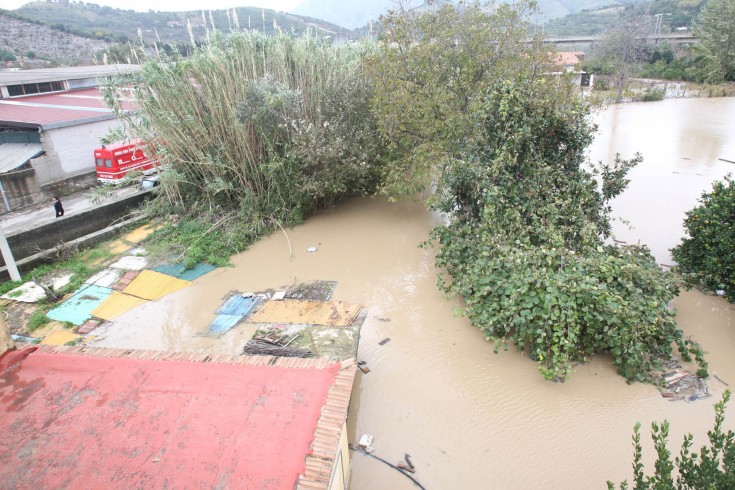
0,351,339,489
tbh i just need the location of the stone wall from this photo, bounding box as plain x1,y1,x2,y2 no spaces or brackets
0,167,45,211
0,190,151,270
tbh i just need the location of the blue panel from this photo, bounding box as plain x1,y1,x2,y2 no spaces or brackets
47,285,113,326
152,263,216,281
215,295,258,316
208,314,243,335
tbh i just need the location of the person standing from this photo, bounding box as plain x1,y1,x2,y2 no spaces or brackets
53,196,64,218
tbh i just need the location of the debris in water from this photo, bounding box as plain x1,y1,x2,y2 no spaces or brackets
718,158,735,164
376,317,391,322
659,362,709,402
358,364,371,374
379,337,391,346
271,291,286,300
285,280,336,301
397,462,416,473
241,340,313,358
307,246,318,253
359,434,374,449
405,453,415,470
241,292,254,298
357,360,367,366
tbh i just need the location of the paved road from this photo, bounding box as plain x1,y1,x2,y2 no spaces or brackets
0,186,145,235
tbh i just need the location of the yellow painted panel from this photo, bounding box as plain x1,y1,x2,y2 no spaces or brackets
41,330,82,346
122,269,192,300
123,223,161,244
108,239,132,255
250,300,362,326
91,291,148,321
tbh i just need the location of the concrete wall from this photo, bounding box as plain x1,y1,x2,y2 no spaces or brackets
32,119,118,185
0,190,150,269
328,424,350,490
0,167,45,211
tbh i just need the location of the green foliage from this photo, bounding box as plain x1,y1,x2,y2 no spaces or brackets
428,79,706,382
367,0,547,197
0,49,17,62
693,0,735,82
672,176,735,301
637,88,666,101
27,309,51,332
143,208,259,268
106,31,385,230
608,391,735,489
544,0,704,37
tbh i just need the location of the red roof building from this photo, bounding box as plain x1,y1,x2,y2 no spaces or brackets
0,66,140,210
0,344,356,489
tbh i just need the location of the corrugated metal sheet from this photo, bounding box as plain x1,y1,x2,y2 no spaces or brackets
85,268,122,288
123,224,160,244
153,263,216,281
40,330,81,346
46,284,113,325
122,269,192,300
109,256,148,271
91,291,147,321
208,314,243,335
250,300,363,326
0,142,43,173
215,295,258,316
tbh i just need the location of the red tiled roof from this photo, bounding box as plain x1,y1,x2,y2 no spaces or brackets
0,88,136,128
554,52,581,66
0,345,355,489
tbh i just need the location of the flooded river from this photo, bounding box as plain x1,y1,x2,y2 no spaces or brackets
93,97,735,489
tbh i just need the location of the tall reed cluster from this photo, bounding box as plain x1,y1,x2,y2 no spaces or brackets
107,30,384,228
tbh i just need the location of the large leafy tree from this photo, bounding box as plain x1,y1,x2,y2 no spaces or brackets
430,79,707,382
672,176,735,301
367,0,547,196
693,0,735,83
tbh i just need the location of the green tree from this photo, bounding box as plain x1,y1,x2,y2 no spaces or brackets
608,391,735,489
592,14,651,102
693,0,735,82
367,0,546,196
671,176,735,301
429,79,707,382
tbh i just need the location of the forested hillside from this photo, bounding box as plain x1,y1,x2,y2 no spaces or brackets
544,0,705,36
0,11,110,64
15,1,352,46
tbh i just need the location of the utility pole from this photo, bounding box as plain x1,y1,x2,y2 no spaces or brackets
0,228,20,281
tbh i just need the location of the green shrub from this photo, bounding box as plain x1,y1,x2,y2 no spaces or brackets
429,79,707,382
672,176,735,301
608,391,735,489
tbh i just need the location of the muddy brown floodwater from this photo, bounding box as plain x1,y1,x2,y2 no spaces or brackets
92,97,735,489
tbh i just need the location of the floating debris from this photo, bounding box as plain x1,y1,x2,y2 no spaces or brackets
379,338,391,346
660,362,710,402
307,246,318,253
285,281,336,301
271,291,286,301
359,434,374,449
241,340,313,358
358,362,371,374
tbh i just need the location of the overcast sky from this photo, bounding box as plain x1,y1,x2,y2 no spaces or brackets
4,0,304,12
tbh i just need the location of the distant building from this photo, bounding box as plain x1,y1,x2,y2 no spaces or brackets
0,65,140,211
549,51,592,88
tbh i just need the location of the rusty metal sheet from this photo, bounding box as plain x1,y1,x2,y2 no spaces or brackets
250,300,362,326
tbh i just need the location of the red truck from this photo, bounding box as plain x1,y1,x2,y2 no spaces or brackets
94,140,157,183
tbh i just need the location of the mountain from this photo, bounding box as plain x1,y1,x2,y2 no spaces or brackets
290,0,647,29
13,1,353,46
543,0,705,36
0,11,110,64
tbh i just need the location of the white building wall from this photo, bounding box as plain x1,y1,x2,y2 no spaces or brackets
32,119,119,185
